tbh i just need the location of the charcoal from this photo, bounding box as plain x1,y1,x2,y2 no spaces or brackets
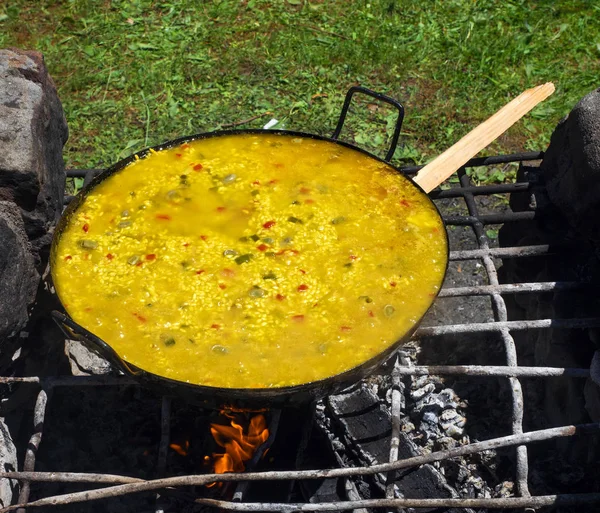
306,478,343,504
394,464,462,513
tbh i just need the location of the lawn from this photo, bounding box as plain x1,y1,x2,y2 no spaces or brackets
1,0,599,178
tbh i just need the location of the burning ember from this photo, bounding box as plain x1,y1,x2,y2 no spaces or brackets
208,411,269,483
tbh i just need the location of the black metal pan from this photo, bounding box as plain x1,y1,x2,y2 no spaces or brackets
50,86,449,409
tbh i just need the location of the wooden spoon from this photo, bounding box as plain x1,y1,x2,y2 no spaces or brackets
413,82,555,193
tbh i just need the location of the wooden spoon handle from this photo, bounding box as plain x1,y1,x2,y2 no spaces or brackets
413,82,555,193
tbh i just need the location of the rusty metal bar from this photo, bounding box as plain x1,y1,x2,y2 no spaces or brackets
447,244,586,260
444,211,535,225
398,151,544,174
385,359,402,508
2,424,597,504
431,181,531,198
0,376,138,386
16,388,49,513
438,281,592,297
156,397,171,478
458,167,530,496
155,396,172,513
392,365,590,378
415,317,600,337
195,494,600,511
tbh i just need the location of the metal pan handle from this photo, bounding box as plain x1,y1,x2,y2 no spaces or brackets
332,86,404,162
51,310,141,377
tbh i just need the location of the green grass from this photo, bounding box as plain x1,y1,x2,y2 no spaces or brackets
1,0,599,177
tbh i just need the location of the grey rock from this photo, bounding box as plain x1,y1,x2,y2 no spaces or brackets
0,419,17,508
0,201,38,359
0,48,68,269
65,339,112,376
541,87,600,248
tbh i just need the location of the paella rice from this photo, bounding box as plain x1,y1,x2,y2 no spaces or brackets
53,133,447,388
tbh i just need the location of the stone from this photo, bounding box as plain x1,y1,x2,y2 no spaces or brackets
0,419,18,508
0,201,38,360
0,48,68,270
65,339,112,376
499,89,600,467
541,87,600,249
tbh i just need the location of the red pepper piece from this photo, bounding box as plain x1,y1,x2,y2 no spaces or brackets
135,261,143,267
340,326,352,332
196,269,205,275
263,220,276,229
304,199,315,204
106,253,114,260
84,307,93,312
299,269,306,274
180,143,190,149
210,324,220,330
133,312,147,323
369,310,375,317
276,294,286,301
349,255,358,260
82,223,89,232
291,314,305,322
274,163,284,168
252,180,261,185
175,153,182,158
200,235,208,241
156,214,171,221
145,254,156,261
216,206,226,213
221,268,235,277
64,255,72,261
390,281,397,287
193,163,203,171
297,284,309,292
257,244,268,252
400,199,410,207
218,283,227,290
183,242,190,247
268,179,278,185
299,187,311,194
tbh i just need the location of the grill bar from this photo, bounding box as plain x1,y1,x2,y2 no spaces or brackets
4,424,598,485
9,152,597,510
393,365,590,378
438,281,592,297
458,167,530,496
416,317,600,336
16,388,50,513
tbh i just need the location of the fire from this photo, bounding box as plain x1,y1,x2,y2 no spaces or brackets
169,440,189,456
208,411,269,485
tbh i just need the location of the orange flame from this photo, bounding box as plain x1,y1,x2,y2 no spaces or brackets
169,440,190,456
208,412,269,485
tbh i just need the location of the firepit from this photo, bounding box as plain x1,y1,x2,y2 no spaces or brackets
1,151,600,512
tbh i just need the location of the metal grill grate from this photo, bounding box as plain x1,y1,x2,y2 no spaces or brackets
2,152,600,512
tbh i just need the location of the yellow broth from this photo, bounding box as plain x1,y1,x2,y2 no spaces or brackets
53,134,447,388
